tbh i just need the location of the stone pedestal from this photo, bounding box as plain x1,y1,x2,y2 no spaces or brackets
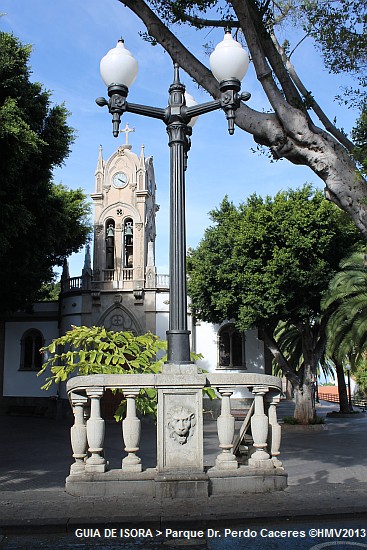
157,366,206,475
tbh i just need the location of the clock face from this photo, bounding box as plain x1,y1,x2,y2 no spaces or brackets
113,171,128,188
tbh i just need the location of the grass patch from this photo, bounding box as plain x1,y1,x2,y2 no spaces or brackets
282,415,325,425
282,416,299,424
309,415,325,424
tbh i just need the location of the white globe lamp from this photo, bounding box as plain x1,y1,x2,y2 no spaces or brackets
100,39,138,89
210,30,249,84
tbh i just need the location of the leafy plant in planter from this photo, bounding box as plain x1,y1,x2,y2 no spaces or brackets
39,325,213,419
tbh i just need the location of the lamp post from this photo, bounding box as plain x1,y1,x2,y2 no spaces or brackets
345,365,353,411
96,30,250,368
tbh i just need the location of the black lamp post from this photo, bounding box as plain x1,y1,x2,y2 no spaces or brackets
96,31,250,367
345,365,353,410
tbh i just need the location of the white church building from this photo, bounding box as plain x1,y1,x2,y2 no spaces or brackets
0,140,271,416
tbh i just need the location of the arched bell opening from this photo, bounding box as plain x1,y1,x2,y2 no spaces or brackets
105,218,115,270
123,218,134,268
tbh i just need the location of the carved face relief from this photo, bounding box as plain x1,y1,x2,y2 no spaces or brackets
168,407,196,445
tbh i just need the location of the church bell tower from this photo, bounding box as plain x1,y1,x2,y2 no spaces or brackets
87,126,159,334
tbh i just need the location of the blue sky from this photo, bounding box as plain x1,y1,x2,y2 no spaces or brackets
1,0,359,276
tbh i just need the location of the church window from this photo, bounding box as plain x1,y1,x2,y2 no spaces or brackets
218,324,246,369
20,329,44,371
123,218,134,268
105,218,115,269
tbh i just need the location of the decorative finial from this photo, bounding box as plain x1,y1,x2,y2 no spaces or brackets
173,63,181,84
119,122,135,145
84,245,91,270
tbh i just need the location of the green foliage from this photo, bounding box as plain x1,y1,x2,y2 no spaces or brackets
0,32,91,314
40,326,167,387
148,0,220,25
273,321,303,373
39,326,212,419
309,415,325,425
188,184,363,332
39,326,167,419
188,184,363,422
282,414,324,424
36,281,61,301
352,103,367,175
273,319,334,388
301,0,366,101
355,363,367,396
282,415,299,424
322,252,367,374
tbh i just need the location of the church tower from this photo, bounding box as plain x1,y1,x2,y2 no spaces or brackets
67,127,162,336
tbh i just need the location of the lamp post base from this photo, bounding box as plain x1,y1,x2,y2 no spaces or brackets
166,329,191,365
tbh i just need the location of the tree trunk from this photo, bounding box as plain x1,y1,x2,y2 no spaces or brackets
294,381,315,424
335,360,353,413
293,322,326,423
293,364,316,423
261,325,321,422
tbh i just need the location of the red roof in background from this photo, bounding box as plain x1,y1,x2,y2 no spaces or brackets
318,385,339,395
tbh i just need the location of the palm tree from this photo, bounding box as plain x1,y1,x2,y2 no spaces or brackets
273,319,333,415
321,251,367,411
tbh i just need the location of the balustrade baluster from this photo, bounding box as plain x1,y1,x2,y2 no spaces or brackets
248,385,272,468
215,388,238,470
85,388,106,473
122,389,142,472
69,393,88,475
266,392,283,467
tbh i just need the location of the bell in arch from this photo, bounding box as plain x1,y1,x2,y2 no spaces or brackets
125,223,133,236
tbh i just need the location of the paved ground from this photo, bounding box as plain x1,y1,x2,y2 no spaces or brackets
0,400,367,548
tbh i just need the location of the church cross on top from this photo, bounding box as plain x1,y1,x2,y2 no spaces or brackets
120,123,135,145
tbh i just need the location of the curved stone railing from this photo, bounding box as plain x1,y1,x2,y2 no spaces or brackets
65,371,285,497
61,276,83,292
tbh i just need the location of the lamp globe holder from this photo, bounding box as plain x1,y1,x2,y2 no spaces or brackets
210,28,251,134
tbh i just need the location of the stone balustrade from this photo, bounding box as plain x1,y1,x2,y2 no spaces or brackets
156,273,170,288
61,276,83,292
66,372,287,497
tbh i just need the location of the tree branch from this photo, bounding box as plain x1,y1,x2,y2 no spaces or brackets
120,0,219,97
118,0,367,236
260,327,300,388
120,0,288,144
245,0,305,110
270,31,355,150
230,0,312,141
173,13,241,28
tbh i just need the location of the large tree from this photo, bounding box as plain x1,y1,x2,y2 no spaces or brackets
0,32,91,314
187,185,363,422
119,0,367,234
